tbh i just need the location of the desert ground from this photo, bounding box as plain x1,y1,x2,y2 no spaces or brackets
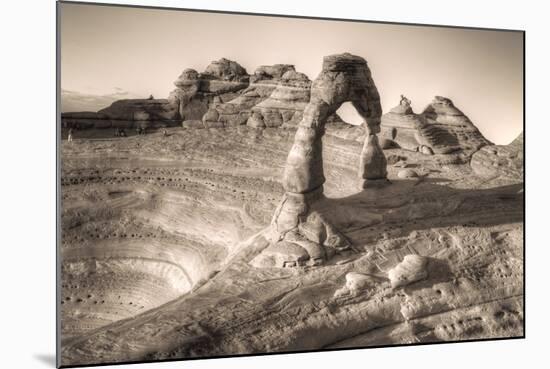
59,56,523,367
60,125,523,366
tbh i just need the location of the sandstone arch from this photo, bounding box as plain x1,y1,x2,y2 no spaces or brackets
257,53,388,268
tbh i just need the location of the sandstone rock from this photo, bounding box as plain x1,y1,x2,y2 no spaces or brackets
386,154,407,165
420,145,434,155
61,111,110,129
397,169,419,179
169,59,250,125
62,97,182,129
381,101,427,151
250,240,310,268
470,131,523,179
206,65,298,127
420,96,491,153
380,137,398,149
251,70,312,127
333,272,373,298
359,134,388,182
283,53,383,194
182,120,205,129
246,111,266,128
510,131,523,148
381,96,491,158
261,53,382,268
388,254,428,288
250,64,296,83
203,58,249,82
98,99,180,129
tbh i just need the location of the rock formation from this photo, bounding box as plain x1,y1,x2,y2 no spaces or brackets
62,58,351,132
359,133,389,187
170,58,250,126
257,53,387,267
381,96,491,159
59,68,524,364
388,254,429,288
203,64,295,128
61,99,181,130
471,131,523,179
333,272,374,297
380,98,430,152
421,96,491,152
61,111,111,129
248,70,312,128
97,99,180,128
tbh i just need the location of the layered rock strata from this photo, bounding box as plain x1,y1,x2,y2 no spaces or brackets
381,96,491,158
471,131,523,179
260,53,387,267
202,64,295,128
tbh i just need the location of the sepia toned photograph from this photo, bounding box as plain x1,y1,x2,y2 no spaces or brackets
57,1,524,367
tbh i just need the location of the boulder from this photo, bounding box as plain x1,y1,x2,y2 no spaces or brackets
359,134,388,182
388,254,428,288
333,272,373,298
397,169,419,179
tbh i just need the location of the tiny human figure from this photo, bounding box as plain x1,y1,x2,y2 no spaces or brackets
148,94,154,100
399,94,411,107
67,128,74,142
136,127,143,135
163,129,168,137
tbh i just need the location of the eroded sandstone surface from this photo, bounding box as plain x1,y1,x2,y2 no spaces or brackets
60,55,523,367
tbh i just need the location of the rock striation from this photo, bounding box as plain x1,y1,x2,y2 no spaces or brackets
381,96,491,157
62,58,350,132
420,96,491,152
471,131,523,179
170,58,250,125
203,64,295,128
248,70,312,128
256,53,387,268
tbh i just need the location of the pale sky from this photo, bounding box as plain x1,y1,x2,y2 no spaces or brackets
60,2,523,144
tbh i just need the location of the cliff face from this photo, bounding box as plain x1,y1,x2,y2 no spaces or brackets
202,64,296,128
169,59,250,124
248,70,313,128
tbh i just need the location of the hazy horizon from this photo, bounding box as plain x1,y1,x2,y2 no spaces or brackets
60,3,523,144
